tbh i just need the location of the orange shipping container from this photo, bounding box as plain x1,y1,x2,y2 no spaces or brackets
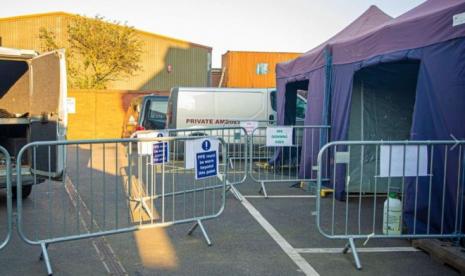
221,51,301,88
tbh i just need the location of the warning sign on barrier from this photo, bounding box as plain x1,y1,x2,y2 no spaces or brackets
152,141,169,164
137,130,168,155
194,138,219,180
240,121,258,135
266,127,293,146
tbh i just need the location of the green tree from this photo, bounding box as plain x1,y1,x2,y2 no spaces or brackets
39,15,143,89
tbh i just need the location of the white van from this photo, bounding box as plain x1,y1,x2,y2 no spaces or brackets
0,47,67,198
166,87,306,130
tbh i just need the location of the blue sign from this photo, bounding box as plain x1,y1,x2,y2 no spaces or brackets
195,139,218,179
152,142,169,164
202,140,211,151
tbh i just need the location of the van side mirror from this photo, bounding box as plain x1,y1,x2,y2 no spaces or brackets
269,114,274,122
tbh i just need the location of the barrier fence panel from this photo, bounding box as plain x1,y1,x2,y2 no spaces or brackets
316,140,465,270
249,125,330,197
168,126,248,200
16,136,227,275
0,146,12,250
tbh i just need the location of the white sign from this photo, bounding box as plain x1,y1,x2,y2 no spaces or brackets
379,145,428,177
240,121,259,135
137,130,168,155
151,141,169,164
185,140,195,169
453,12,465,27
266,127,293,147
190,138,220,180
185,138,220,173
335,151,350,164
66,97,76,114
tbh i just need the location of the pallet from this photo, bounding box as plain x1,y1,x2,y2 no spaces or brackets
412,239,465,275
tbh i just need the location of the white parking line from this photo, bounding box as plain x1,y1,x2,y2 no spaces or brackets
239,195,319,276
295,247,419,254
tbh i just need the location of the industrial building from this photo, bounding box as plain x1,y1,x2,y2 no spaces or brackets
221,51,301,88
0,12,212,91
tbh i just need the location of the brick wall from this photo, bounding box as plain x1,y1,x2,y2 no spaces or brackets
67,89,167,139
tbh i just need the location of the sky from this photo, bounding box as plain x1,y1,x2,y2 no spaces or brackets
1,0,425,67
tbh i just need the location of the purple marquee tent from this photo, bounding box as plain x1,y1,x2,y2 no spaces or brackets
276,5,392,125
271,5,392,169
276,0,465,234
273,5,392,180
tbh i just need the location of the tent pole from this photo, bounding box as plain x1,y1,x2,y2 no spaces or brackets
321,48,333,147
361,81,364,141
323,47,333,126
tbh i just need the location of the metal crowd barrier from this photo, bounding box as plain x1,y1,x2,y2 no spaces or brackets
16,136,227,275
219,118,305,129
220,119,276,126
316,140,465,270
249,125,330,197
168,126,248,200
0,146,12,250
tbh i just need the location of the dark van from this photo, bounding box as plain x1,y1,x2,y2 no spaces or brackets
122,94,169,138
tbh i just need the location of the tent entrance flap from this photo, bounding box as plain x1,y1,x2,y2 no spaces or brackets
347,60,420,193
284,80,308,125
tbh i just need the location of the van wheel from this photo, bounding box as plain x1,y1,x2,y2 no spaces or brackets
12,185,33,199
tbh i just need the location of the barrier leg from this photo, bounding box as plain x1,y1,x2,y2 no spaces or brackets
187,219,212,246
343,238,362,270
227,182,243,201
258,181,268,198
140,199,154,219
187,221,198,234
132,197,154,219
289,181,302,188
40,242,53,276
342,241,350,254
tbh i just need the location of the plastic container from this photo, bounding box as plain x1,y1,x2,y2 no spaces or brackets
383,192,402,235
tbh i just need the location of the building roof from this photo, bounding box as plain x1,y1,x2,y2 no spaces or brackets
0,11,212,51
223,50,302,55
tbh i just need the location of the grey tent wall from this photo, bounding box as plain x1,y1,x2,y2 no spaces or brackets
346,61,420,193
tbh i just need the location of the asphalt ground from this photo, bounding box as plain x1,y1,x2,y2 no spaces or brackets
0,144,460,275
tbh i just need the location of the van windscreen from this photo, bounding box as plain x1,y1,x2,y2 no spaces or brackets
142,99,168,130
149,100,168,117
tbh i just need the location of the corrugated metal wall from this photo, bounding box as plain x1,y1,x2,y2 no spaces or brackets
222,51,301,88
110,31,211,91
0,13,67,51
0,12,211,91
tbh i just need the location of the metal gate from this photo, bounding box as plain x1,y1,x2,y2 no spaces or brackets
316,140,465,269
16,136,227,275
167,126,248,200
0,146,12,250
249,125,330,197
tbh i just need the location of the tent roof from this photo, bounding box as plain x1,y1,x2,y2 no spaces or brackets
332,0,465,65
276,5,392,79
277,0,465,78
